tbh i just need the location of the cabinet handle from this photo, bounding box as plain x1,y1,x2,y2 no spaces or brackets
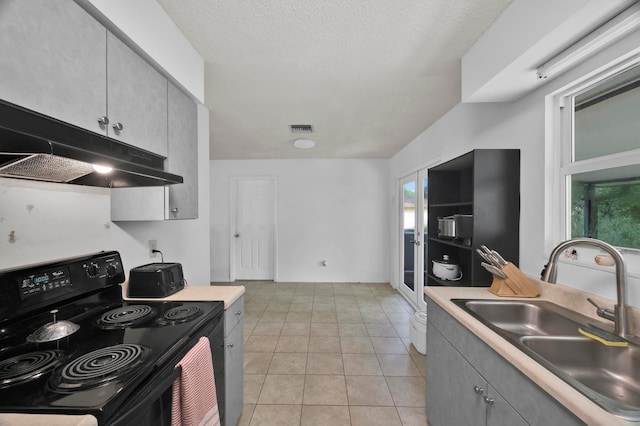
112,122,124,131
473,385,484,395
227,342,234,348
483,396,495,405
235,310,242,316
97,116,109,125
171,207,179,214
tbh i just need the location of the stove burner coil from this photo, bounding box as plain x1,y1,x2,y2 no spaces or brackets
0,350,65,388
95,305,156,329
52,343,149,391
157,305,203,325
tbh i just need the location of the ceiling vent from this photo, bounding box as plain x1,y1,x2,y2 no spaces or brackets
289,124,313,133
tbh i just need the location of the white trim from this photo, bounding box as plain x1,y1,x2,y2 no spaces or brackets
544,51,640,256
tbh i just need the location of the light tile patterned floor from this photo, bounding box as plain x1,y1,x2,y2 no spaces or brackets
214,281,428,426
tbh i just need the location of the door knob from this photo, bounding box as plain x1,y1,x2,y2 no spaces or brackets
112,122,124,131
97,116,109,126
473,385,484,395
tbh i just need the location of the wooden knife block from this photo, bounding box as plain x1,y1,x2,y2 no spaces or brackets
488,263,539,297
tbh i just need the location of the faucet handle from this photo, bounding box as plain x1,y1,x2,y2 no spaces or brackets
587,298,616,322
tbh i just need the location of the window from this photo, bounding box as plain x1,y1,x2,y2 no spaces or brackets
559,63,640,249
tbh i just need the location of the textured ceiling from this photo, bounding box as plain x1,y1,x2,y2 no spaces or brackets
156,0,512,159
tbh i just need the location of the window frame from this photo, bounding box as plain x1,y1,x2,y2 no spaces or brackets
545,51,640,255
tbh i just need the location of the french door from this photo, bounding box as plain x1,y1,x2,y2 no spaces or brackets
399,170,427,310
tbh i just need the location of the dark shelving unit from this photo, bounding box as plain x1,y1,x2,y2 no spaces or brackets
427,149,520,287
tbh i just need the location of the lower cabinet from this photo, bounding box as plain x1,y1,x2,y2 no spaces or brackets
426,296,584,426
427,323,526,426
224,296,244,426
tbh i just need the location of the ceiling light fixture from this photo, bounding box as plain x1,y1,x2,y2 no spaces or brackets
293,138,315,149
536,3,640,80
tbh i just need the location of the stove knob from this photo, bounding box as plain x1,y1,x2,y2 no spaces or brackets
86,263,99,277
106,264,119,277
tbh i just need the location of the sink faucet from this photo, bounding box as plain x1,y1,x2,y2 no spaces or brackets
541,238,631,338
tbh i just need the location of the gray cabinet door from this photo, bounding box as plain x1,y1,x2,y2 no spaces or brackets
0,0,107,133
426,323,486,426
224,318,244,426
486,384,527,426
106,32,167,156
167,82,198,219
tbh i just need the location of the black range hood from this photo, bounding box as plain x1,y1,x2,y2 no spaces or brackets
0,100,183,188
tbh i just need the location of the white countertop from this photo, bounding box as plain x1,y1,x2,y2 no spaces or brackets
425,278,640,425
0,414,97,426
0,284,245,425
122,282,245,309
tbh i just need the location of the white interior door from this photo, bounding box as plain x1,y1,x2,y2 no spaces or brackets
399,170,427,310
231,177,276,280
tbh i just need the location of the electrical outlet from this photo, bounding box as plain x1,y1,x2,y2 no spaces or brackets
149,240,158,258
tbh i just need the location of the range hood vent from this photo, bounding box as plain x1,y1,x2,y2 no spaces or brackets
0,100,183,188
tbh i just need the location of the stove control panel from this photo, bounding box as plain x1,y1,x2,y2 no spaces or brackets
0,251,126,320
19,267,72,299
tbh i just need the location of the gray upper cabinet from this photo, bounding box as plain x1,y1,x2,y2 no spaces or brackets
106,32,168,157
111,84,199,221
0,1,168,157
167,82,198,219
0,0,107,133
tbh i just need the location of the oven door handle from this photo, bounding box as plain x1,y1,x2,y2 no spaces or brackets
108,365,182,426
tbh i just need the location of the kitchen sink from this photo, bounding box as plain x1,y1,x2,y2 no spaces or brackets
452,299,640,421
522,335,640,419
454,299,584,337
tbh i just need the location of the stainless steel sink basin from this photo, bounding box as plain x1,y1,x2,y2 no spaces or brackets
451,299,640,421
521,336,640,419
454,299,584,337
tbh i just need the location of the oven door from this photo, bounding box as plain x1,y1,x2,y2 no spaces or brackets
109,364,182,426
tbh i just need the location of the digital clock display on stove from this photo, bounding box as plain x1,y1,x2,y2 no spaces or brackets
19,267,72,299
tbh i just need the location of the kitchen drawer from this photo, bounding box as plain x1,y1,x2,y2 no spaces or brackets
224,296,244,337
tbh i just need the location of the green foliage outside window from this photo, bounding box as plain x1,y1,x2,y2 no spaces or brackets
571,178,640,248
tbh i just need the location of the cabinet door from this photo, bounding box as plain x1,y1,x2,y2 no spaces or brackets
426,323,486,426
224,321,244,426
486,384,527,426
0,0,107,133
167,83,198,219
107,32,168,156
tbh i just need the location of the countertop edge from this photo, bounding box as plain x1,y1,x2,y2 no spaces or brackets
424,282,633,426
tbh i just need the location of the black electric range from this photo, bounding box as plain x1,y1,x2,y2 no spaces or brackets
0,251,224,425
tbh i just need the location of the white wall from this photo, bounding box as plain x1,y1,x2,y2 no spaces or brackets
210,159,390,283
390,30,640,307
0,3,211,285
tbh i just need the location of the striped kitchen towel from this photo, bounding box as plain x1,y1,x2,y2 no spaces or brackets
171,336,220,426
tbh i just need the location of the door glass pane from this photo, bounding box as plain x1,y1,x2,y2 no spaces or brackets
403,181,416,291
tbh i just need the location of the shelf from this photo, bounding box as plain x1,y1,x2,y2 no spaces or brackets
426,273,469,287
429,237,473,250
430,202,473,208
426,149,520,288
